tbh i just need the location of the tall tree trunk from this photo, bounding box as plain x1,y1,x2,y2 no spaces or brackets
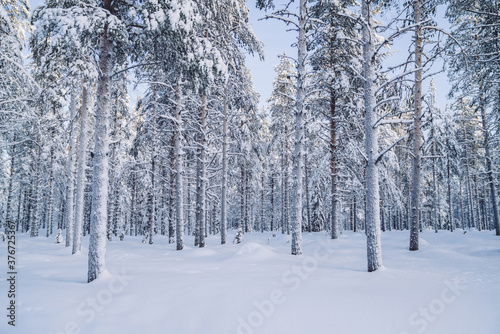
261,162,265,233
459,178,465,230
88,18,112,282
290,0,306,255
270,172,275,236
330,91,338,239
221,84,229,244
73,86,89,254
479,95,500,235
4,137,16,231
149,81,157,245
409,0,423,251
240,160,246,232
23,187,30,233
432,140,438,233
196,90,207,248
169,135,175,244
353,196,357,233
46,139,55,237
245,165,250,232
362,0,383,271
30,145,42,237
447,152,454,232
130,163,136,237
187,167,192,236
65,91,78,245
464,147,475,229
16,185,23,231
175,79,184,250
473,172,482,231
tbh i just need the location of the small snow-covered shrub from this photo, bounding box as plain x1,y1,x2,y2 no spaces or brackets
54,229,63,244
233,229,243,244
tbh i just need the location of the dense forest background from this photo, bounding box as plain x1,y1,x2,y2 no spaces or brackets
1,0,499,281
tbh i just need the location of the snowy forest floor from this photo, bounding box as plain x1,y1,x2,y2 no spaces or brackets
1,229,499,334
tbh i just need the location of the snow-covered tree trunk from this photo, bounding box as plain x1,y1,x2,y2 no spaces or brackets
149,82,157,245
270,172,275,235
130,163,137,236
245,167,250,232
187,173,192,236
304,154,311,233
46,144,55,237
473,172,481,230
221,85,228,244
88,23,112,283
73,86,89,254
459,179,465,229
330,92,338,239
409,0,423,251
479,99,500,235
4,138,16,231
353,196,357,232
169,137,175,243
30,145,42,237
16,187,22,232
446,154,454,231
65,91,77,246
432,140,438,233
175,80,184,250
464,147,475,229
240,161,246,232
291,0,306,256
362,0,382,271
261,162,265,232
196,91,207,248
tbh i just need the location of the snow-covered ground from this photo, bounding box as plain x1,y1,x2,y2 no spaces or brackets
1,229,499,334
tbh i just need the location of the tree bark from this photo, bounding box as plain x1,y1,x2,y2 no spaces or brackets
175,79,185,250
330,91,338,239
409,0,423,251
169,135,175,244
65,91,77,245
196,90,207,248
290,0,306,255
479,96,500,235
4,137,16,231
270,172,275,236
88,17,112,282
221,84,229,244
362,0,383,270
447,152,454,232
73,86,89,254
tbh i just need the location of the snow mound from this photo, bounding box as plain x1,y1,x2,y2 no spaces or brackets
420,238,430,246
232,242,276,260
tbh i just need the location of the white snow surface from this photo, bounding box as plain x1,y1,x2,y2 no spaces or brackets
1,230,499,334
